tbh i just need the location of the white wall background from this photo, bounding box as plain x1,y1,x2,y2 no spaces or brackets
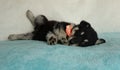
0,0,120,40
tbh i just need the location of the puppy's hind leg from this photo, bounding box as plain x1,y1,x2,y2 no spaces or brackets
26,10,48,27
34,15,48,26
8,32,33,41
26,10,35,26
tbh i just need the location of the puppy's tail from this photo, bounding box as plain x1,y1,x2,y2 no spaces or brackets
26,10,35,26
95,38,106,45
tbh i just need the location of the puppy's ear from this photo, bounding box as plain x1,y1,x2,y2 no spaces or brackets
78,20,91,28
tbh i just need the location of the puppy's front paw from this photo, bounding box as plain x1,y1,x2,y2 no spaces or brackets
48,36,57,45
60,38,68,45
8,34,17,40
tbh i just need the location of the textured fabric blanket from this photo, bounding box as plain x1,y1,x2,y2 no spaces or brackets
0,33,120,70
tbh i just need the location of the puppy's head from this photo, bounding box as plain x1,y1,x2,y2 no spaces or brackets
69,20,91,46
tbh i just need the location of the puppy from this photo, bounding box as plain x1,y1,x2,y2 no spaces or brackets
8,10,106,47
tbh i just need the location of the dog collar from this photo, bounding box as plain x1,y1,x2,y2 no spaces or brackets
66,25,73,37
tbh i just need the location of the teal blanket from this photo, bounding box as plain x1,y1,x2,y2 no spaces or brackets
0,33,120,70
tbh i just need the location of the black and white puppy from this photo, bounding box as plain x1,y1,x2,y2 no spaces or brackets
8,10,106,47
